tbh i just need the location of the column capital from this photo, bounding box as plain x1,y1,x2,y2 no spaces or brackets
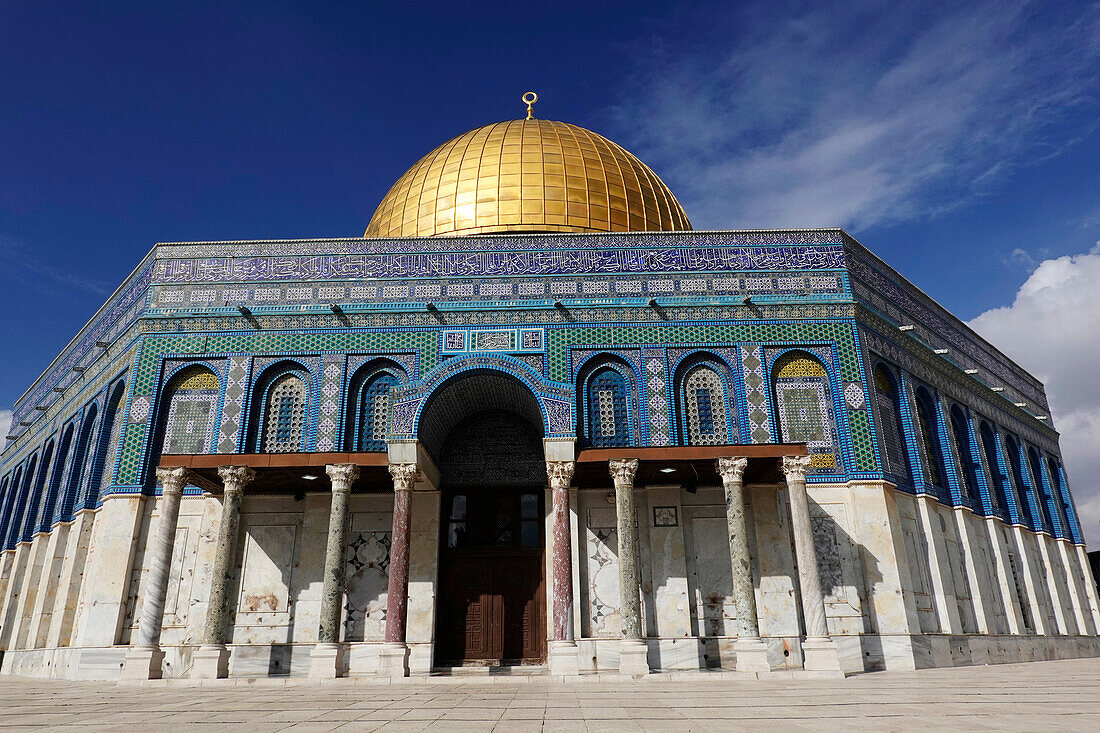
608,458,639,486
388,463,420,492
155,466,191,496
716,457,749,484
782,454,813,480
546,461,575,490
217,465,255,494
325,463,360,493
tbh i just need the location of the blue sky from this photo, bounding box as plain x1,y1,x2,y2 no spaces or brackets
2,2,1099,536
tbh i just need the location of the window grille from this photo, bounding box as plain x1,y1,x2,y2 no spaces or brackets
261,373,307,453
683,365,728,445
587,368,629,448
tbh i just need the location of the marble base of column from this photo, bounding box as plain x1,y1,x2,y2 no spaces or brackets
801,637,843,674
733,637,771,673
618,639,650,676
377,641,410,679
548,640,581,676
191,644,230,679
120,645,165,681
308,643,344,679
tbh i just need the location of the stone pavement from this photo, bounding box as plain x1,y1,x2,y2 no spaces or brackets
1,657,1099,731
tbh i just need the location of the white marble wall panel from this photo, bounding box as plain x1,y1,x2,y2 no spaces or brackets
808,493,867,636
406,489,440,675
46,510,95,648
29,524,70,648
344,504,393,642
645,486,689,638
73,495,144,648
229,511,303,644
749,485,799,639
584,503,621,638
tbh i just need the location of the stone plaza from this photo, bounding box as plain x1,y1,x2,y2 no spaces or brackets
0,657,1098,730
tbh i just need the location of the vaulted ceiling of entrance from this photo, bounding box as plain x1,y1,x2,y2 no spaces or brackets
418,371,544,461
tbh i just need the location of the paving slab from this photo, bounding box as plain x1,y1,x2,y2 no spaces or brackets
1,658,1099,729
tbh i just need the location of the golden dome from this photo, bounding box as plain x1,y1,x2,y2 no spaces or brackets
365,119,691,238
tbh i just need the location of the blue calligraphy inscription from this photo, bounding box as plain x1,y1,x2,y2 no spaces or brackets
155,246,847,284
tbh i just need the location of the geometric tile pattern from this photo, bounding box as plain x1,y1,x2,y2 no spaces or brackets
315,355,345,452
642,348,671,446
740,345,773,443
217,355,251,453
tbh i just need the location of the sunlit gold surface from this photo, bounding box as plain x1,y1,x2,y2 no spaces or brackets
365,119,692,238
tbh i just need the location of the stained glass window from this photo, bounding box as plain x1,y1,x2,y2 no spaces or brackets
683,365,728,445
261,373,307,453
587,367,629,448
356,373,399,451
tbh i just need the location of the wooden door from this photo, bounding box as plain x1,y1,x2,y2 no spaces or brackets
437,489,546,666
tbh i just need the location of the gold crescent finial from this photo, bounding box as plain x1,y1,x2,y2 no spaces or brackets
523,91,538,120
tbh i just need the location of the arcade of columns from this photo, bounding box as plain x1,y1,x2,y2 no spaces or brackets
121,453,841,680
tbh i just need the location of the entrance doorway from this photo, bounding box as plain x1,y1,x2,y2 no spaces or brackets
435,409,547,666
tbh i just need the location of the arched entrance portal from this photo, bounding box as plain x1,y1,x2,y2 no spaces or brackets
418,371,548,666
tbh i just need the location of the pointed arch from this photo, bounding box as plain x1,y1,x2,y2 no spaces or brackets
978,421,1011,518
1003,434,1035,528
577,357,636,448
58,404,98,522
1026,446,1055,534
345,360,407,452
38,423,74,532
83,380,127,509
21,439,55,540
872,363,911,482
5,454,37,547
674,354,735,446
247,361,311,453
949,404,978,501
912,386,948,492
771,350,840,471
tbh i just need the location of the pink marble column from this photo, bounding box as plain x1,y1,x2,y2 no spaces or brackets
379,463,419,678
547,461,576,642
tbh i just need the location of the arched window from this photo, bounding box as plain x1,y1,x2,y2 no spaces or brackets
873,364,910,482
949,405,977,500
260,372,308,453
1027,447,1055,533
59,405,97,522
6,455,37,547
22,440,55,540
38,424,73,531
345,364,405,452
978,421,1010,515
0,470,17,549
586,366,631,448
772,351,839,470
1046,456,1073,538
913,387,948,490
162,368,220,455
89,381,127,504
680,362,730,446
1004,435,1035,528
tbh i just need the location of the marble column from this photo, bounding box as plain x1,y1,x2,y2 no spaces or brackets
717,457,770,672
192,465,254,679
782,455,842,673
121,466,191,680
610,458,649,676
309,463,360,678
378,462,419,679
546,460,580,675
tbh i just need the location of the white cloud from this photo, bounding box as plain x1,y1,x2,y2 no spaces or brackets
0,410,11,445
968,243,1100,545
611,1,1100,230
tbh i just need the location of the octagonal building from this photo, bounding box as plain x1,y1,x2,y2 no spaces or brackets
1,109,1098,682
